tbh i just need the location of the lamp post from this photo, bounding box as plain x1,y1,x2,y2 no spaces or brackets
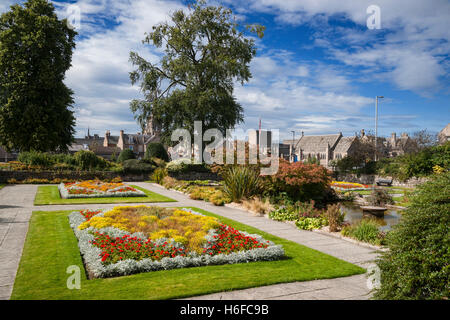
374,96,384,162
291,130,295,162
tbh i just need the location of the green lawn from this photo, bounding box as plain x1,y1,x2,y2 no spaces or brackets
34,185,176,205
11,207,365,300
0,184,5,190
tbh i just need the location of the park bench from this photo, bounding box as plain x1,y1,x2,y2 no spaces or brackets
376,178,393,186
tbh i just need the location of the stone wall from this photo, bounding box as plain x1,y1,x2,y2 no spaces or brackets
333,172,429,188
168,171,221,181
0,170,147,183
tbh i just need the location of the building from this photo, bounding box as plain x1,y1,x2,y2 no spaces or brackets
384,132,418,157
438,123,450,145
68,132,104,154
103,117,161,158
0,146,17,162
284,132,349,167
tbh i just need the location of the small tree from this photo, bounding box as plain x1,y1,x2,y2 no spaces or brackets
145,143,169,161
374,172,450,299
117,149,135,163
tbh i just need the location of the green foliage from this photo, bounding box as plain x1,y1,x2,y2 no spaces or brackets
325,204,345,232
268,206,298,222
341,219,385,245
376,142,450,181
151,167,168,184
295,217,327,231
303,156,320,165
145,143,169,161
18,151,54,167
129,1,264,143
117,149,136,163
373,172,450,300
222,166,261,202
367,188,394,206
166,159,211,175
123,159,155,174
74,150,106,171
0,0,77,152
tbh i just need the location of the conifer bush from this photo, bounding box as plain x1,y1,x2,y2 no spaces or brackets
374,172,450,300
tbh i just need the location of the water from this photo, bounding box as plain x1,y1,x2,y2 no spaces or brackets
340,202,403,231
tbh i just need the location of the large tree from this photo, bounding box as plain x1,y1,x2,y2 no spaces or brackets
129,0,264,145
0,0,77,152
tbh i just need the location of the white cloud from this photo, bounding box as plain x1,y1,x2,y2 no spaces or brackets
237,0,450,95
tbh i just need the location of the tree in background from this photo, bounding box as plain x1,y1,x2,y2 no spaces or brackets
129,0,264,145
117,149,135,163
0,0,76,152
145,143,169,162
411,129,438,151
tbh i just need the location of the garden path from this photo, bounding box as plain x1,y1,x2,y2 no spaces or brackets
0,183,379,300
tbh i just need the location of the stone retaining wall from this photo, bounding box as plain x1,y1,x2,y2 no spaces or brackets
168,171,221,181
0,170,147,183
333,173,428,188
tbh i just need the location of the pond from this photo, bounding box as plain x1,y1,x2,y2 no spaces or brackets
340,202,403,231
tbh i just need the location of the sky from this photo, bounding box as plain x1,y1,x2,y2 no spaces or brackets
1,0,449,141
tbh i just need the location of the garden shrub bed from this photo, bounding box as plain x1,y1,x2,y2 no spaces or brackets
59,180,145,199
69,206,285,278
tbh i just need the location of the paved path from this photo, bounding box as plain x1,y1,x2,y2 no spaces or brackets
0,183,380,300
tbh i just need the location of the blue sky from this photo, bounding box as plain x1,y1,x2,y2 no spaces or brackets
1,0,449,140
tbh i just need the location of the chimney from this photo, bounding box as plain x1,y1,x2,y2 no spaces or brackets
360,129,365,137
120,130,124,138
391,133,397,147
301,131,304,137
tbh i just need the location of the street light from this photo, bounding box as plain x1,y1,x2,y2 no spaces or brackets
374,96,384,162
291,130,295,162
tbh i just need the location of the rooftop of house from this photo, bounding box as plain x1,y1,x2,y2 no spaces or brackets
334,136,358,154
291,133,343,153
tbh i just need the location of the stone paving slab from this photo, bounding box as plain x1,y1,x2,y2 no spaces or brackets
0,183,379,300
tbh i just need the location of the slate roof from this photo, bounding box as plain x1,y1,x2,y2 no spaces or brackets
294,134,342,153
334,136,357,154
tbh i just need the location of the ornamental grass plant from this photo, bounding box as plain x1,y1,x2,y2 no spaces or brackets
222,165,261,202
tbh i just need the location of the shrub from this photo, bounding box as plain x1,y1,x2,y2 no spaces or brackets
145,143,169,161
188,186,216,201
325,203,345,232
150,167,167,184
373,172,450,300
123,159,155,174
295,217,327,230
18,151,54,167
166,159,211,175
208,190,231,206
341,219,383,245
367,188,394,206
222,166,261,202
264,159,331,203
74,150,107,170
268,206,298,221
117,149,135,163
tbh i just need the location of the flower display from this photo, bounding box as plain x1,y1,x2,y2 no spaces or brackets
68,205,284,278
58,180,145,199
330,181,370,191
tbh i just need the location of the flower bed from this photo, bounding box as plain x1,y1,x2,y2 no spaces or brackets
69,206,284,278
59,180,145,199
330,181,371,191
